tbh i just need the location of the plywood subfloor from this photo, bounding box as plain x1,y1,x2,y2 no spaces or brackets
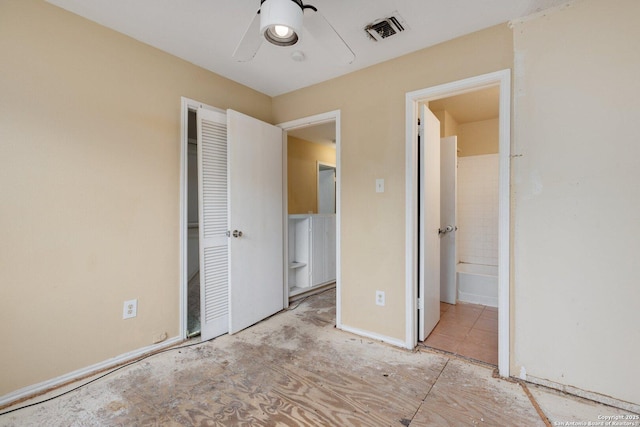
2,289,634,426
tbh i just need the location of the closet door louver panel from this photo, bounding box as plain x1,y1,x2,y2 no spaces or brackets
197,108,229,341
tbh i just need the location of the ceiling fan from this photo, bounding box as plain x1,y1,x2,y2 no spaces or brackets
233,0,355,64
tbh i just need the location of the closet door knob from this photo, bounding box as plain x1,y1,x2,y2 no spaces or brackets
232,230,243,238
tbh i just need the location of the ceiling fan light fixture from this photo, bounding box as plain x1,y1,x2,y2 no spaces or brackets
274,25,291,37
264,25,298,46
260,0,303,47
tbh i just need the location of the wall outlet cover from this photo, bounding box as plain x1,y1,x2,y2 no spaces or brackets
375,290,385,306
123,299,138,319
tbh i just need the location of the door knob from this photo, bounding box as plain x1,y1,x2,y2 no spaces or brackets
232,230,243,238
438,225,457,235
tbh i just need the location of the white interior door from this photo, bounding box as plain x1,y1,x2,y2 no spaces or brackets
197,108,230,341
419,105,441,342
227,109,284,334
440,136,457,305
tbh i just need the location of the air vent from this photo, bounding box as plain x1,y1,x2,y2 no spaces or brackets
364,13,407,42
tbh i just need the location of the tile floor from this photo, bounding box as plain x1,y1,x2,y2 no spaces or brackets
423,301,498,365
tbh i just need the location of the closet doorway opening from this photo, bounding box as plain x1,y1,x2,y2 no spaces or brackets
181,98,286,341
185,109,201,338
183,101,226,339
279,111,342,327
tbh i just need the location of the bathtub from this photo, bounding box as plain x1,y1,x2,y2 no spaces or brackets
457,263,498,307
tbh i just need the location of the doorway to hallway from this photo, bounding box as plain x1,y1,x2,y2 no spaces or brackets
279,111,343,327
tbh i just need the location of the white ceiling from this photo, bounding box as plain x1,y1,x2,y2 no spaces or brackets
45,0,566,97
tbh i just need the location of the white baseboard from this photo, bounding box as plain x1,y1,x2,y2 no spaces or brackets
458,291,498,307
339,324,410,349
526,374,640,414
0,336,183,408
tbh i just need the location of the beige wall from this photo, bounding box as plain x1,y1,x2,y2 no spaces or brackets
5,0,635,409
0,0,271,395
273,24,513,342
432,109,459,138
512,0,640,405
457,118,498,156
287,137,336,214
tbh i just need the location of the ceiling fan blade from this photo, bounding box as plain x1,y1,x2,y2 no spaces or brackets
232,12,263,62
305,10,355,64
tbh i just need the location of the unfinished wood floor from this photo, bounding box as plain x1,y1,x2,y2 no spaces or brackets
4,289,630,426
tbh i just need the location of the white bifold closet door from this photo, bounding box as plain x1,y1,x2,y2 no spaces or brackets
197,109,230,340
197,108,284,341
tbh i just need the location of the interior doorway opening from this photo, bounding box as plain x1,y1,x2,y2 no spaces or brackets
279,111,342,327
405,70,511,376
420,87,501,365
285,121,337,299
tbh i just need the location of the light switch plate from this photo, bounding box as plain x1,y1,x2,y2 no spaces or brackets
376,178,385,193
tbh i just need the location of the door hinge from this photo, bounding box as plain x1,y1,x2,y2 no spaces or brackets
417,297,424,310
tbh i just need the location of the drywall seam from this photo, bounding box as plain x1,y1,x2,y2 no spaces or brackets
508,1,575,27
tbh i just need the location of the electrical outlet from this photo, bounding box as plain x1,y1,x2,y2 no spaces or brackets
375,291,385,306
123,299,137,319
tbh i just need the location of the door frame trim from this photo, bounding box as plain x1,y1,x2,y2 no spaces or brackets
179,97,225,340
404,70,511,377
277,110,342,328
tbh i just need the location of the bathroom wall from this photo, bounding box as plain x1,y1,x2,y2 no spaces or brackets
457,118,498,157
457,154,499,266
432,109,459,137
287,136,336,214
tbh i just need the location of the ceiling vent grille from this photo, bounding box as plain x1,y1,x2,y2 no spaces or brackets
364,13,406,41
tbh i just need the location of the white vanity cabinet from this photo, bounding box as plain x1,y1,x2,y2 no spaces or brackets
288,214,336,296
